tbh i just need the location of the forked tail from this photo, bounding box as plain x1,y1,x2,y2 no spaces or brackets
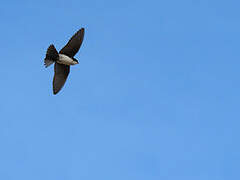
44,44,59,67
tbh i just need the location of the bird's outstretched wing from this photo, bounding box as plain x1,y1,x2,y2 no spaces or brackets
53,63,70,94
59,28,85,58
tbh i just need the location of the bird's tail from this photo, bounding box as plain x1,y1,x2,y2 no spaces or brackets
44,44,59,68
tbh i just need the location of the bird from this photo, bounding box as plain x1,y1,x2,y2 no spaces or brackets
44,28,85,95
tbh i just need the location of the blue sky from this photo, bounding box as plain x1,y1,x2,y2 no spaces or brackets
0,0,239,179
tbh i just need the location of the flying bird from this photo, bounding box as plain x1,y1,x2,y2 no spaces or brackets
44,28,85,95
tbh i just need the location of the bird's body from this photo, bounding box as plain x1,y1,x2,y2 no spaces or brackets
44,28,85,94
57,54,78,65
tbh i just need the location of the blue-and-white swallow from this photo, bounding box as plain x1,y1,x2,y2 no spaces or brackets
44,28,85,94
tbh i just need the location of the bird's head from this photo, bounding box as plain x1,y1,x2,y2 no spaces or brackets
72,58,79,65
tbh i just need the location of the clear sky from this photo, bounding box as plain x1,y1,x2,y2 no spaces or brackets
0,0,239,179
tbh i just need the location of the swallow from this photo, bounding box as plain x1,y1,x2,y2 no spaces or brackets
44,28,85,95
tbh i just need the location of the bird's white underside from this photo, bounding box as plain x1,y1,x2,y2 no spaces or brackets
57,54,78,65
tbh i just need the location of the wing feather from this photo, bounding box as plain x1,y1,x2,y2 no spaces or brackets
53,63,70,94
59,28,85,57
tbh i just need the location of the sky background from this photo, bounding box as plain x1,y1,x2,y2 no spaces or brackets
0,0,239,179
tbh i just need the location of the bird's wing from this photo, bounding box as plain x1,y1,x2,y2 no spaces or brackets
53,63,70,94
59,28,85,58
